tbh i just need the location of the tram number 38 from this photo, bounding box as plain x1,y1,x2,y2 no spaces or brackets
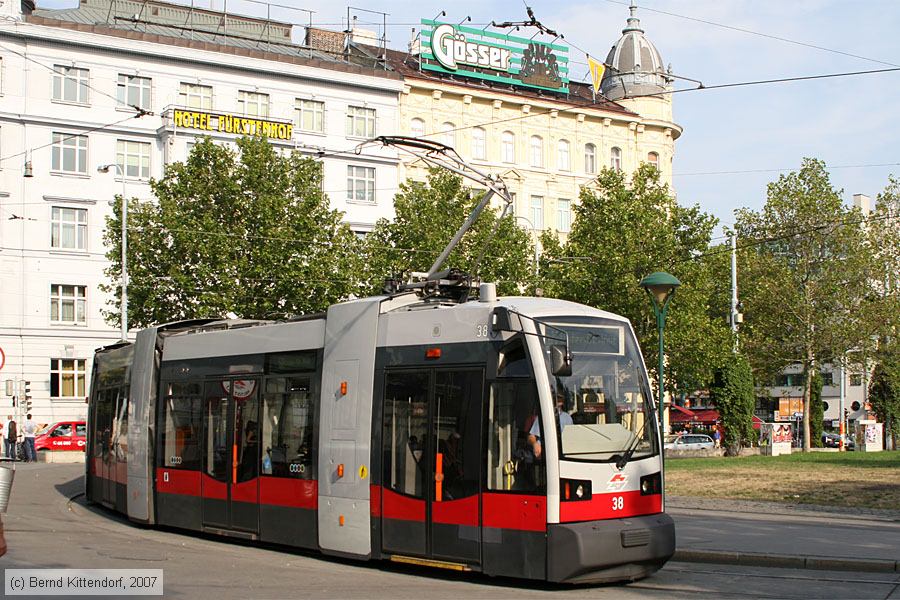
611,496,624,511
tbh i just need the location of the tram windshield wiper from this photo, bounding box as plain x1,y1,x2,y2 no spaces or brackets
614,419,648,470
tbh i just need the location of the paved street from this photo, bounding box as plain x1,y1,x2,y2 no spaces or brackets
1,463,899,599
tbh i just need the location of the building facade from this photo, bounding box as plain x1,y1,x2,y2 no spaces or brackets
0,0,402,423
365,8,681,236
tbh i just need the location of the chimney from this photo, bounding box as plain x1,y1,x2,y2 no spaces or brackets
305,27,346,54
409,28,421,56
853,193,871,216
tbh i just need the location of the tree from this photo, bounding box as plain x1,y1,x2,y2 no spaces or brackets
102,136,362,327
541,164,733,398
361,169,534,296
870,356,900,451
809,372,824,448
709,353,756,456
735,158,878,450
866,177,900,450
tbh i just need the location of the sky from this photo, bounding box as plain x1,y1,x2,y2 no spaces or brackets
40,0,900,234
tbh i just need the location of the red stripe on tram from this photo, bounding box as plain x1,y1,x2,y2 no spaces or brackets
431,494,478,526
201,473,228,500
155,468,201,496
259,478,317,509
380,487,426,522
482,493,547,532
559,490,662,523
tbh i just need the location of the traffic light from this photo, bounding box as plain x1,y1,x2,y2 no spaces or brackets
24,381,31,412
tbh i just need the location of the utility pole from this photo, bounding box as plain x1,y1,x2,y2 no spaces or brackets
730,231,741,352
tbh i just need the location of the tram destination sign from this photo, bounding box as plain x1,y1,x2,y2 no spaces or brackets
420,19,569,93
172,109,294,141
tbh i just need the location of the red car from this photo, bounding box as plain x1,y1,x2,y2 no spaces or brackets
34,421,86,452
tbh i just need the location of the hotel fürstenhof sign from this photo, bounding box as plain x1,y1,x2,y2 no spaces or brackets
172,109,294,141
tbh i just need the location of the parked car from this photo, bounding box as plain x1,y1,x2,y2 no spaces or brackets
34,421,86,452
664,434,715,451
822,432,855,450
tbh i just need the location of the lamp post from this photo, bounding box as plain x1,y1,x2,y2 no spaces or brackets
639,271,681,431
97,163,128,342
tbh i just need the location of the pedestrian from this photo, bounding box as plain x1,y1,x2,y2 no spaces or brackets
3,415,17,460
23,413,37,462
713,427,721,449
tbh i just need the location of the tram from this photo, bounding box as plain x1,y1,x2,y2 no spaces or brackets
85,138,675,583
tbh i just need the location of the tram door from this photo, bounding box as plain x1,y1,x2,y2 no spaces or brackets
201,378,260,535
382,369,483,564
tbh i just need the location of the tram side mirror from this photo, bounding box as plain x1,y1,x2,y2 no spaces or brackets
550,345,572,376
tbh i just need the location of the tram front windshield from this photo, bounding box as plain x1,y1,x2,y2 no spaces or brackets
540,319,657,462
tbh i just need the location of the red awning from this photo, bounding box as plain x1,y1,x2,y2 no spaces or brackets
670,408,720,424
671,404,695,417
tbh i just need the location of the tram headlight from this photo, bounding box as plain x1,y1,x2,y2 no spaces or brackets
640,472,662,495
560,478,592,501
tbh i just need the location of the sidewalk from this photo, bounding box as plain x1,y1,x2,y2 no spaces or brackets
668,495,900,573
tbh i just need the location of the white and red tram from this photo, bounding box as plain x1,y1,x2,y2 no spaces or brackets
86,280,674,583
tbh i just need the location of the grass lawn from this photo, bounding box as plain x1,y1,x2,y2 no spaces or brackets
665,451,900,510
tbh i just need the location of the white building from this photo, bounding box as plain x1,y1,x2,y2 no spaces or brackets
0,0,402,423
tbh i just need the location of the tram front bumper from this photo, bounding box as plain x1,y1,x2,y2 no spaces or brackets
547,511,675,584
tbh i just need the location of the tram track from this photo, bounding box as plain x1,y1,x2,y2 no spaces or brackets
622,563,900,599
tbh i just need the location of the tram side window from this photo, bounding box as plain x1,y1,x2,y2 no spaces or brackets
487,381,544,492
161,382,202,469
383,372,429,499
262,377,315,479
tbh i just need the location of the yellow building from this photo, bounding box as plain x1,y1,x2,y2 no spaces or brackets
378,6,681,236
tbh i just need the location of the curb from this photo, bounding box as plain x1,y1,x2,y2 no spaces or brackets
673,549,900,573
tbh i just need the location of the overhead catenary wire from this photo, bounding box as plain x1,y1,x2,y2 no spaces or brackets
599,0,900,69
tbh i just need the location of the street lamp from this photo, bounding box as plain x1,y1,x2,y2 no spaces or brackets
639,271,681,431
97,163,128,342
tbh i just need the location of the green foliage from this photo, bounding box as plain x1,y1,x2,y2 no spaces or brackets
710,353,756,455
102,136,362,327
541,164,732,395
361,169,534,296
870,342,900,447
809,372,824,448
735,158,878,449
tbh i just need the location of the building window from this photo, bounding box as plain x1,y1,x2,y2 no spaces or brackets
849,374,862,387
116,74,151,111
585,143,597,174
611,146,622,171
51,206,87,250
116,140,151,179
557,139,570,171
501,131,515,163
347,165,375,203
441,122,455,148
50,358,87,399
557,199,571,233
50,284,86,325
820,371,834,386
238,90,269,117
530,195,543,230
51,133,88,174
346,106,376,138
178,83,213,110
410,118,425,138
529,135,543,168
295,99,325,132
52,65,89,104
472,127,486,160
648,151,659,169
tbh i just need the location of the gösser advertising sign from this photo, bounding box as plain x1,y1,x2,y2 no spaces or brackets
420,20,569,93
